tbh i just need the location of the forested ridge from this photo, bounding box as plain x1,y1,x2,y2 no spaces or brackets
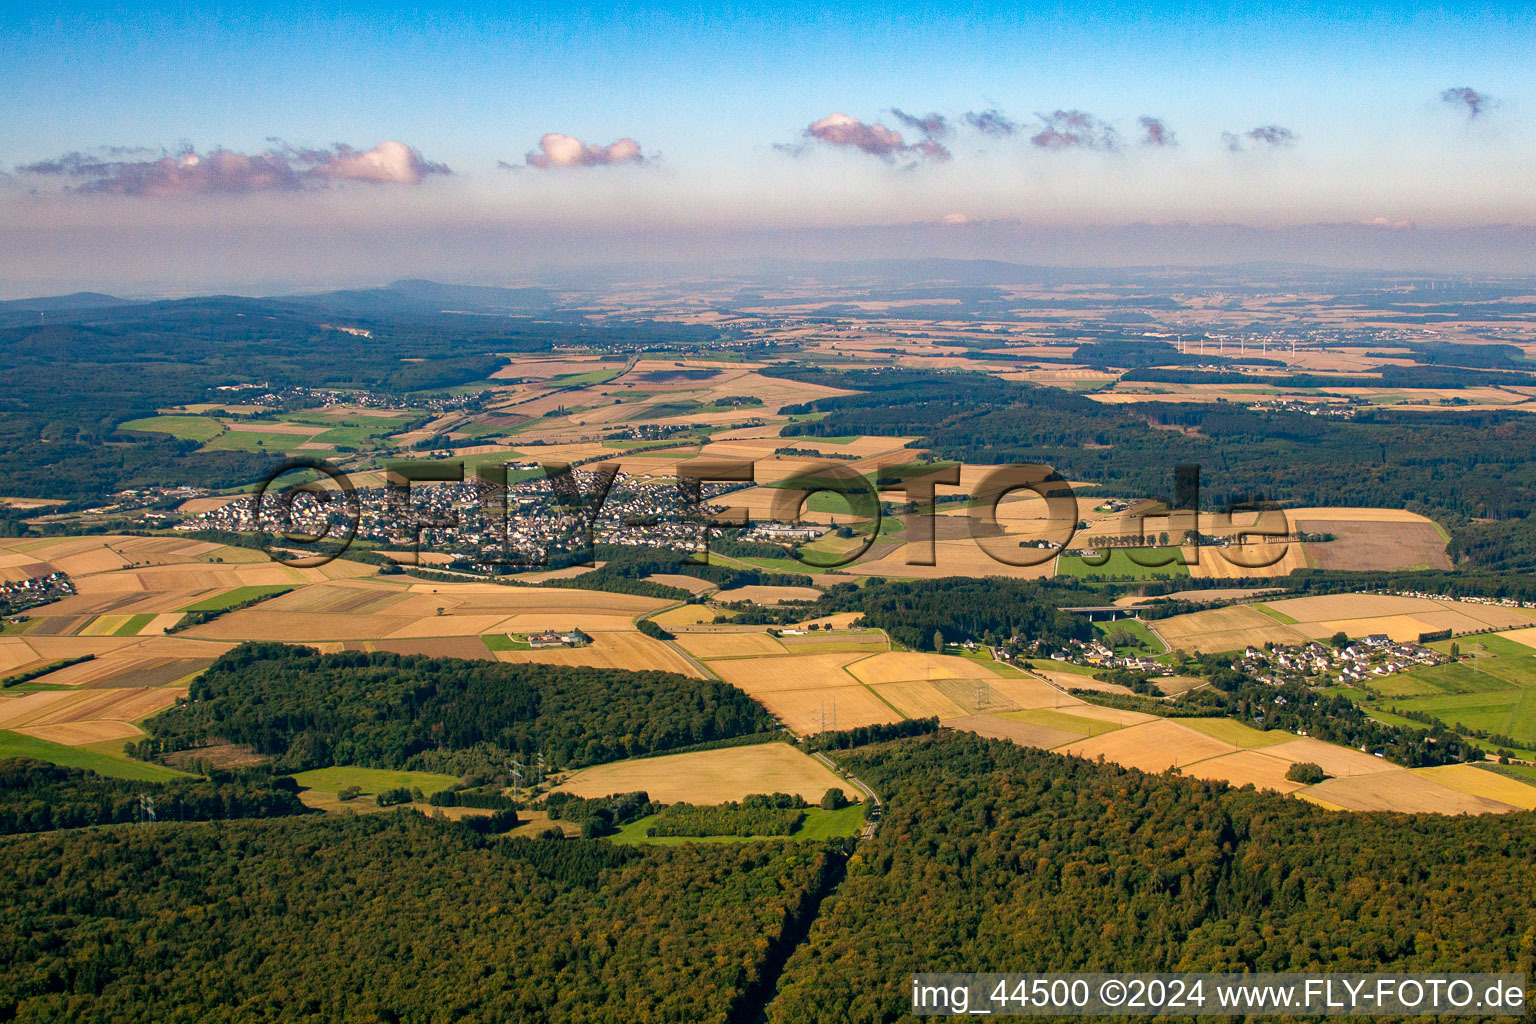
0,759,307,835
132,643,774,772
0,812,837,1023
726,576,1094,650
766,733,1536,1022
5,734,1534,1022
769,366,1536,570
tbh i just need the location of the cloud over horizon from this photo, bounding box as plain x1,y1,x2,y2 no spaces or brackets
522,133,646,169
963,109,1017,136
17,141,448,196
890,109,949,138
1441,86,1492,119
1138,116,1176,147
787,113,950,162
1030,110,1119,150
1222,125,1297,152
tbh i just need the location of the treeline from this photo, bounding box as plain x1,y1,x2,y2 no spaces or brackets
165,587,292,633
131,643,775,773
0,758,306,835
521,544,812,598
543,790,656,837
806,716,940,751
728,577,1094,651
1,655,93,688
766,733,1536,1021
647,793,808,838
0,812,837,1022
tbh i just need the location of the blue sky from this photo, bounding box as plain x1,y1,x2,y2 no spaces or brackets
2,2,1533,292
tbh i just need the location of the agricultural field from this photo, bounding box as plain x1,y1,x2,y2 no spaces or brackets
1057,547,1191,580
943,703,1531,814
1263,593,1536,642
1152,603,1308,653
0,730,188,781
552,742,852,805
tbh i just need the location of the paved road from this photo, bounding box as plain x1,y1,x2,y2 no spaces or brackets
811,750,882,840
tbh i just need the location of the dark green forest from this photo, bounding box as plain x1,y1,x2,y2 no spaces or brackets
726,576,1095,650
766,733,1536,1022
0,812,836,1023
0,759,306,835
0,294,726,499
4,734,1533,1022
132,643,774,772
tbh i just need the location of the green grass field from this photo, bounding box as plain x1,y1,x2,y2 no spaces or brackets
1180,717,1292,749
179,585,294,613
203,429,325,453
119,414,225,442
288,766,460,797
1056,548,1191,580
0,730,190,781
1384,689,1536,747
610,803,865,845
112,613,156,636
1250,603,1300,625
1094,618,1166,654
1000,708,1122,738
1375,641,1536,748
481,633,531,652
551,367,623,387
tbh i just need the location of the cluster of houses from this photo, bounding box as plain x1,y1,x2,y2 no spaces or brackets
178,470,749,568
1046,637,1174,676
1236,636,1448,686
527,630,589,649
0,572,74,619
1383,589,1532,610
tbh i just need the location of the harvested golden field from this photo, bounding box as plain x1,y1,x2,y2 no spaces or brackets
1186,542,1308,579
0,686,181,733
1152,604,1306,652
1058,719,1236,772
186,609,419,642
1057,702,1160,726
1282,506,1440,523
1301,770,1521,814
846,651,999,686
15,721,146,746
186,582,665,642
553,743,851,805
1179,750,1308,793
843,539,1059,580
1497,626,1536,651
651,604,721,628
642,573,716,595
39,652,215,689
1411,765,1536,811
493,631,703,678
1297,519,1451,572
709,652,871,692
753,684,903,735
869,680,971,720
1266,593,1535,637
1260,737,1395,778
715,585,824,605
974,673,1087,709
674,631,788,659
946,714,1083,749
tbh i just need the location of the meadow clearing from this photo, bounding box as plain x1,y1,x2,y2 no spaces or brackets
552,742,852,805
